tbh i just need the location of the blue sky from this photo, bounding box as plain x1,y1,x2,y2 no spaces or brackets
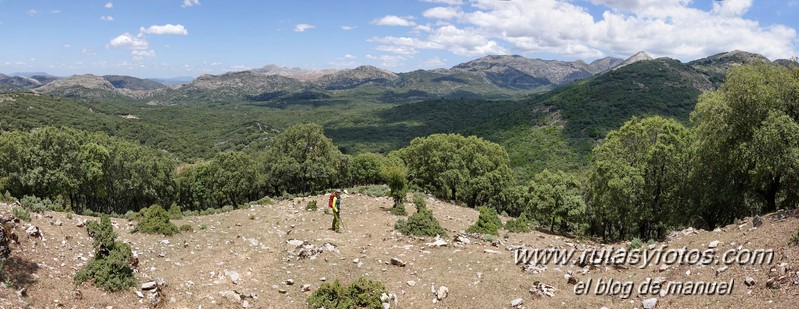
0,0,797,78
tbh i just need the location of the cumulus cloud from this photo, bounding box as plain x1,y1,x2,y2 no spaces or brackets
372,15,416,27
421,0,463,5
373,0,797,61
26,9,38,17
423,7,460,19
294,23,315,32
101,15,114,21
366,54,408,67
182,0,200,8
341,25,357,31
140,24,188,35
105,2,113,9
108,33,148,50
132,49,156,60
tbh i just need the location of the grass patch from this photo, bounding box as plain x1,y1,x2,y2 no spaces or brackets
179,224,193,232
307,277,387,309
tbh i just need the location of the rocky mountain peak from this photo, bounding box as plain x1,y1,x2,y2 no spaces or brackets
614,51,653,70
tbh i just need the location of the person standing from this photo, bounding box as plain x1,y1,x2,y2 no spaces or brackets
330,189,342,232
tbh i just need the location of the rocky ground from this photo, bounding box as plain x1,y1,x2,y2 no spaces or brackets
0,193,798,308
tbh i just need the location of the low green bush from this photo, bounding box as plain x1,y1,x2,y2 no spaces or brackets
179,224,193,232
390,203,407,216
395,208,447,237
412,194,427,212
75,216,134,292
307,277,387,309
12,207,31,222
20,195,55,213
466,206,502,236
135,205,178,236
505,213,531,233
168,203,183,220
306,200,318,211
628,237,644,250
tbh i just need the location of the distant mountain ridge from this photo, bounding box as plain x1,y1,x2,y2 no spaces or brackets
3,51,797,103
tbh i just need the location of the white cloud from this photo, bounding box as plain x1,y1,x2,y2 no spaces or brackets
294,23,315,32
341,25,357,31
366,54,408,67
26,9,38,17
422,7,460,19
101,15,114,21
108,33,149,50
417,56,447,69
181,0,200,8
63,44,71,48
105,2,113,9
376,45,419,55
712,0,752,17
81,48,96,56
421,0,464,5
132,49,156,60
140,24,188,35
344,54,357,59
372,0,797,61
372,15,416,27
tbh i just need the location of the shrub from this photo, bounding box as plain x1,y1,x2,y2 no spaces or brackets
395,208,447,237
307,277,387,309
505,213,531,233
390,203,407,216
179,224,193,232
466,206,502,236
790,228,799,246
135,205,178,236
168,203,183,220
412,194,427,212
20,195,55,213
221,205,234,213
355,185,390,197
1,191,15,203
12,208,31,222
628,237,644,250
75,215,134,292
306,200,318,211
123,210,137,221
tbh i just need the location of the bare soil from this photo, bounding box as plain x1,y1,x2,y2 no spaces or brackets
1,193,798,308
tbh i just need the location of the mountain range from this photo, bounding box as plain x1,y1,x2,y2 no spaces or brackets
6,50,789,105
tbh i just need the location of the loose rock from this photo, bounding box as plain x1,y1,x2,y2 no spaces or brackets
390,257,406,267
642,297,658,309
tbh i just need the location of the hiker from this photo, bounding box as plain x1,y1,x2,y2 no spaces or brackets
329,189,342,232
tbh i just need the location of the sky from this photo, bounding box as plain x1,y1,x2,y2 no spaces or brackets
0,0,797,78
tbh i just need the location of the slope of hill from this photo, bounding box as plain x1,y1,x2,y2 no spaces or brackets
452,54,604,88
0,74,41,89
1,195,797,308
103,75,167,91
688,50,771,84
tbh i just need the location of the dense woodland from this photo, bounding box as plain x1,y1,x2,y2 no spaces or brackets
1,63,797,241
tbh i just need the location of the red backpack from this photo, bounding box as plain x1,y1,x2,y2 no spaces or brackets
328,194,335,208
